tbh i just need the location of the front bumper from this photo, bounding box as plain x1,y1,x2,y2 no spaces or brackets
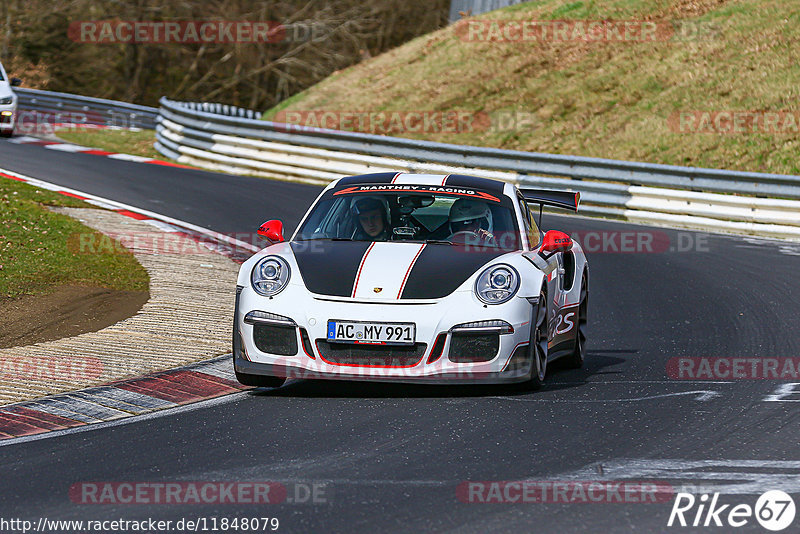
234,285,535,385
0,115,14,130
0,105,16,131
234,356,531,384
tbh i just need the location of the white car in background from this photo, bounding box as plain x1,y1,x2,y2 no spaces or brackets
0,61,21,137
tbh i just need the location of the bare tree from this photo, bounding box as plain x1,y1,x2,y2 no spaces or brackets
0,0,449,110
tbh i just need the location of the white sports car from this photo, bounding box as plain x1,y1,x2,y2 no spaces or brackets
234,172,588,389
0,60,21,137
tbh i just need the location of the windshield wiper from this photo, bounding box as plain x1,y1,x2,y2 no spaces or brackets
424,239,454,246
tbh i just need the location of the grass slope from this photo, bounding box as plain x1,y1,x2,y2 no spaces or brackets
263,0,800,175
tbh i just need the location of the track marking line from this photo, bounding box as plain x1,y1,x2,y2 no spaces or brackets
6,136,190,169
0,355,251,443
480,390,722,403
0,165,259,257
0,390,250,448
556,459,800,495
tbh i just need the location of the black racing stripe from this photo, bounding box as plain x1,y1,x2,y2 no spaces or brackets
443,174,505,195
400,245,506,299
291,240,371,297
336,172,400,187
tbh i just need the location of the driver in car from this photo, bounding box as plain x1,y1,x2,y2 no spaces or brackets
448,198,495,245
353,197,391,241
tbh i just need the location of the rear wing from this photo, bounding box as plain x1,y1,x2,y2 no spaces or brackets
520,188,580,212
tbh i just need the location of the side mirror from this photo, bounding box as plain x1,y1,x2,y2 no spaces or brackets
540,230,573,255
257,220,284,243
10,78,21,87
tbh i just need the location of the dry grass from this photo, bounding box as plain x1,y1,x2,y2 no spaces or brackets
264,0,800,175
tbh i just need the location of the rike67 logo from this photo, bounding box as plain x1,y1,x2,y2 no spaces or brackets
668,490,796,531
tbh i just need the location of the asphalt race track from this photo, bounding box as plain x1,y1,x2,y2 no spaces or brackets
1,139,799,533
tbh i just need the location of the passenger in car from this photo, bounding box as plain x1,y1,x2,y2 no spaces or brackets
448,198,495,245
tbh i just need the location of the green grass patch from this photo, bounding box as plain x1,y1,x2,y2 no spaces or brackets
0,179,149,298
547,2,593,19
56,129,162,160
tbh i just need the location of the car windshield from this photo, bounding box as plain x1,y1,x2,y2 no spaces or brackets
295,188,520,250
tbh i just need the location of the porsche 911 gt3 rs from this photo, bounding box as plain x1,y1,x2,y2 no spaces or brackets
233,172,588,389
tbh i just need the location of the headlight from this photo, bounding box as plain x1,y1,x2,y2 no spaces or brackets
0,97,12,105
251,256,290,297
474,264,520,305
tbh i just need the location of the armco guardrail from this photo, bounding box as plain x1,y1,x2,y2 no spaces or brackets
449,0,528,23
15,88,158,130
154,97,800,240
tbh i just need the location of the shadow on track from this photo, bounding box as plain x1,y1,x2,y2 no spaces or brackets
247,351,633,399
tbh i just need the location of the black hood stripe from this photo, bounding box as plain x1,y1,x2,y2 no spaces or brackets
292,240,508,300
291,240,371,297
400,245,506,299
396,244,427,299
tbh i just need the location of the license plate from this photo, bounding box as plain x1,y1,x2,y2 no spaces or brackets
327,320,416,345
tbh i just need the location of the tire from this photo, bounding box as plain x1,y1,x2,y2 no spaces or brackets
235,370,286,388
524,288,549,390
564,273,588,369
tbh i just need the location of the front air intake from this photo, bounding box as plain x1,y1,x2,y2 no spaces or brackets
253,324,298,356
316,341,427,367
427,333,448,364
448,333,500,363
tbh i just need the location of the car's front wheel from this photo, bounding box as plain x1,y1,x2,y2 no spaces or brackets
524,289,549,390
235,371,286,388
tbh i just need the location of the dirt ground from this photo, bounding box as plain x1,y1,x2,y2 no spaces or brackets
0,285,148,349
